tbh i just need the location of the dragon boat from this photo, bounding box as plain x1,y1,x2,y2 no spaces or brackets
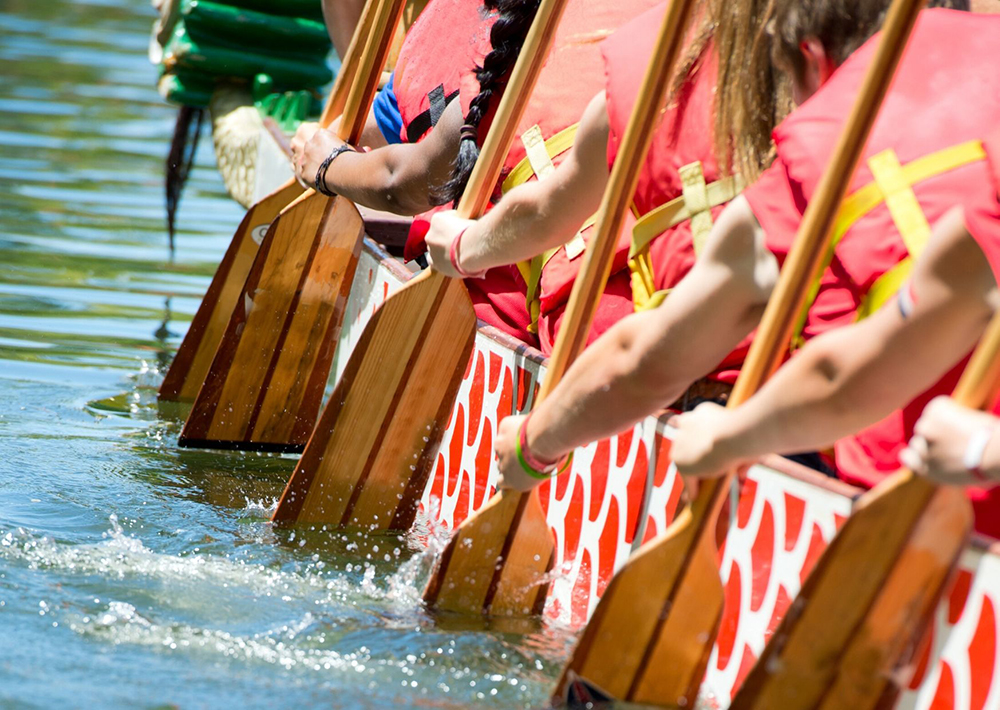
146,1,1000,704
320,229,1000,709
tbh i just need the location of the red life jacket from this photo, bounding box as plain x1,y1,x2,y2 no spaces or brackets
394,0,495,144
407,0,660,347
541,4,724,316
744,9,1000,536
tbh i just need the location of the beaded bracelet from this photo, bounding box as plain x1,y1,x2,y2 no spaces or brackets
515,412,573,480
315,144,356,197
449,227,486,279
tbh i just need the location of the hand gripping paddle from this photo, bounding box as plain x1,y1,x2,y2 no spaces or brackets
422,0,700,621
270,0,576,528
177,0,409,451
158,0,381,403
553,0,928,704
729,323,996,709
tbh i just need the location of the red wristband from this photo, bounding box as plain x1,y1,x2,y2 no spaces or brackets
519,412,560,472
449,227,485,279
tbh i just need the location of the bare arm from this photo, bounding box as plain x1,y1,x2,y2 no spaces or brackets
425,92,612,276
493,196,778,490
293,100,462,215
323,0,368,59
673,207,999,477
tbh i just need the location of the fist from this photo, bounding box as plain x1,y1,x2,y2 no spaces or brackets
291,123,346,190
494,414,553,492
671,402,740,478
425,210,478,278
900,395,1000,486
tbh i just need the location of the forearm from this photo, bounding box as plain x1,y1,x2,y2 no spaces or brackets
719,287,993,463
460,90,610,272
528,315,692,459
461,179,599,272
323,0,367,58
322,146,437,215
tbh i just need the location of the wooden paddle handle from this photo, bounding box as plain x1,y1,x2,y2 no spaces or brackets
455,0,573,220
728,0,928,407
952,310,1000,409
337,0,409,143
538,0,698,399
318,0,381,128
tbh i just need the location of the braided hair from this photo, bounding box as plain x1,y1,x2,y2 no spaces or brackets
433,0,543,206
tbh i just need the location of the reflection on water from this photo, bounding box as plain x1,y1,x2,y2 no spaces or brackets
0,1,572,706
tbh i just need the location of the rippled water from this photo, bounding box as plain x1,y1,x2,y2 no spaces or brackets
0,2,572,706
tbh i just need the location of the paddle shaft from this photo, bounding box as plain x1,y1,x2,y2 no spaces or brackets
553,0,932,701
697,0,929,512
336,0,406,142
952,310,1000,407
538,0,699,399
318,0,381,128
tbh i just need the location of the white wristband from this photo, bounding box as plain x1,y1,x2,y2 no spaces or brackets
963,425,996,480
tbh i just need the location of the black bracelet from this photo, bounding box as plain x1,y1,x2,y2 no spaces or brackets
315,144,356,197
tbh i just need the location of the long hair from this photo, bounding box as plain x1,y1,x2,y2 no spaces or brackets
669,0,792,182
433,0,542,206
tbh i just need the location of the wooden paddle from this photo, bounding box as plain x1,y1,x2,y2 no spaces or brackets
271,0,575,528
422,0,700,621
552,0,928,704
177,0,409,451
728,329,992,710
158,0,380,403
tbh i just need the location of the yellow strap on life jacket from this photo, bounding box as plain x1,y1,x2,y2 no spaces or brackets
628,162,745,312
789,139,986,346
504,123,606,333
502,124,579,193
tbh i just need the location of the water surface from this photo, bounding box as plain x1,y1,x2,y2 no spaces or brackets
0,2,571,706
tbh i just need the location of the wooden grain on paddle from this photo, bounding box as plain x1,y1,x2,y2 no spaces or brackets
272,0,575,527
425,0,699,623
158,0,380,402
731,309,1000,710
179,0,407,450
553,0,928,703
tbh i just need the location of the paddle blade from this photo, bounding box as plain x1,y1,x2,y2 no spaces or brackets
423,489,554,617
159,178,304,402
552,503,722,707
271,270,476,529
179,191,363,451
731,472,972,710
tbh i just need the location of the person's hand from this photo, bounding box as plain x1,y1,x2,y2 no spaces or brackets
425,210,478,278
671,402,743,478
291,123,347,190
900,395,1000,486
495,414,550,492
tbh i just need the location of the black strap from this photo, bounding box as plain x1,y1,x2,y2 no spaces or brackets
405,84,460,143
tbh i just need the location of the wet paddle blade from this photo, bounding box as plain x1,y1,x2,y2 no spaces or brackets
733,309,1000,708
158,0,382,402
158,179,304,402
731,474,971,710
270,0,574,526
423,0,702,622
179,192,363,451
422,490,553,617
551,480,726,707
272,270,476,528
177,0,409,449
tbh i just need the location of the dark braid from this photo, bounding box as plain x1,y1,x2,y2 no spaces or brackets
432,0,543,206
